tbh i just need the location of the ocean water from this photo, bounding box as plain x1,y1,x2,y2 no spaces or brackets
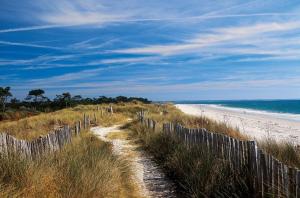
175,100,300,115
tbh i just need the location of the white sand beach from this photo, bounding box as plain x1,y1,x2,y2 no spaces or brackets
176,104,300,144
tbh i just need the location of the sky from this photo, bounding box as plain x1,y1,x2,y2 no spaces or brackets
1,0,300,101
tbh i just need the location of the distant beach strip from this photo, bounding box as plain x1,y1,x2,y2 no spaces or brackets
176,104,300,145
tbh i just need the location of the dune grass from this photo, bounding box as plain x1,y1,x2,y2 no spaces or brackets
259,138,300,168
0,101,157,140
121,103,300,196
0,133,141,198
0,109,39,122
0,103,147,198
0,104,128,140
126,121,251,197
138,103,300,169
141,103,247,140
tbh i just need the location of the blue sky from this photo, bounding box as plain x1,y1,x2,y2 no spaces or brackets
1,0,300,100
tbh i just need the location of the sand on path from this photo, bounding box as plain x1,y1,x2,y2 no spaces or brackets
91,124,177,198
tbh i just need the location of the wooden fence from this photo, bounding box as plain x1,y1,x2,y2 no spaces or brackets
137,112,300,197
0,113,96,160
137,111,156,131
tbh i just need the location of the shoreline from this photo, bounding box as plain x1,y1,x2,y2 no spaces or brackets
176,104,300,144
200,104,300,122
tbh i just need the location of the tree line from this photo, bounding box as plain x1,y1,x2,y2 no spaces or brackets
0,87,151,112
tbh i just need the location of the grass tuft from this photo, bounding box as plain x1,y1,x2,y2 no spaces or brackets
259,138,300,168
0,133,141,198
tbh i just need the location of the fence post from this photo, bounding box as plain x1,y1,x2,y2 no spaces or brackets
83,113,87,129
109,105,113,114
75,122,78,135
94,113,97,124
296,170,300,197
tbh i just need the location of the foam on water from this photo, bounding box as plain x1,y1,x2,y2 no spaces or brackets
203,104,300,122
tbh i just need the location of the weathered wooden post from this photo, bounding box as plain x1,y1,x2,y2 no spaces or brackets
109,105,113,114
94,113,97,124
78,120,81,133
83,113,87,129
296,170,300,197
75,122,78,135
87,115,90,127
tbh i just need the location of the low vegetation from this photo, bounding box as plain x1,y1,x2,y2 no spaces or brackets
121,103,300,196
0,134,140,198
0,86,150,121
1,101,300,197
259,138,300,168
0,104,128,140
143,103,300,169
0,103,146,198
127,121,251,197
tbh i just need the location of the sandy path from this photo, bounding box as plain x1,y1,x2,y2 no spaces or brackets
91,124,177,198
176,104,300,144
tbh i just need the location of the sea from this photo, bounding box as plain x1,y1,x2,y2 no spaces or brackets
175,100,300,115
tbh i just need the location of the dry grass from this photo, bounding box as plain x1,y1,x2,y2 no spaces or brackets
0,109,39,122
139,103,248,140
0,102,147,198
137,103,300,168
127,122,251,197
259,138,300,168
0,134,142,198
0,104,128,140
123,102,300,196
106,131,130,140
0,101,156,140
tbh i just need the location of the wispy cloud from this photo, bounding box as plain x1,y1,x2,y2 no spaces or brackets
69,38,119,50
113,21,300,56
32,0,132,27
23,62,137,86
0,25,72,33
2,0,298,34
0,41,61,50
2,12,299,34
0,54,76,66
0,0,129,33
28,67,105,86
90,56,161,65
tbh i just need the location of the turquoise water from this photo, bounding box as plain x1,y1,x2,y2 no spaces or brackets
175,100,300,115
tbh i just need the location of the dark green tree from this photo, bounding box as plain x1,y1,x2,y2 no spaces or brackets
62,92,71,107
55,92,72,107
26,89,48,110
0,87,12,112
26,89,46,102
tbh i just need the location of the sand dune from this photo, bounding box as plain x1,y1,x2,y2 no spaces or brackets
176,104,300,144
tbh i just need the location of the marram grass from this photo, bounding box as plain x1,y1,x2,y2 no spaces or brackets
0,134,141,198
0,104,128,140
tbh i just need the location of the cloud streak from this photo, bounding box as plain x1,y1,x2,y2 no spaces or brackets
0,41,62,50
0,24,72,33
2,12,299,34
113,21,300,56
